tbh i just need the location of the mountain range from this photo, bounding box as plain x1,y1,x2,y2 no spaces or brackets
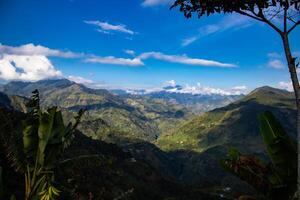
0,79,194,143
0,79,297,199
111,84,243,113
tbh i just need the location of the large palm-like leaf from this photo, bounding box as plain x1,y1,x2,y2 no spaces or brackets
259,111,297,184
23,90,40,167
221,111,297,200
1,90,85,200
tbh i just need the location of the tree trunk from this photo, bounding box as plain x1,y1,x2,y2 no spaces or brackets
281,33,300,197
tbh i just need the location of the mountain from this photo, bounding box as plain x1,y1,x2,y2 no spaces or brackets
0,107,216,200
154,86,296,187
0,91,28,112
0,79,191,143
111,84,243,113
1,80,297,198
157,86,296,153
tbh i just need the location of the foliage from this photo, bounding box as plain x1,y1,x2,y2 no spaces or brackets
171,0,299,26
221,111,297,200
1,90,85,200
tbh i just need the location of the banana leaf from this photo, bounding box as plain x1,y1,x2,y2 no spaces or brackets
22,90,40,166
259,111,297,184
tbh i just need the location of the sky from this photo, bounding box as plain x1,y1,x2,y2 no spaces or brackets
0,0,300,94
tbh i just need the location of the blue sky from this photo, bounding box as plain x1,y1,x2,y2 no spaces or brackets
0,0,299,93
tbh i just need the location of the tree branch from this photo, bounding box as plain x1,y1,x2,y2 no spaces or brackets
288,20,300,34
287,16,296,23
283,4,288,33
256,8,283,35
235,10,264,22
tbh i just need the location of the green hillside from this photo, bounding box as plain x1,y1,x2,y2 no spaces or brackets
0,107,216,200
1,79,191,143
1,81,297,198
157,86,296,153
153,86,296,189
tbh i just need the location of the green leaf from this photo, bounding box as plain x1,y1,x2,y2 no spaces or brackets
10,195,16,200
38,107,57,166
259,111,297,184
228,147,240,161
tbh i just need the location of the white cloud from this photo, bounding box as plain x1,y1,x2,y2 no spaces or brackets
130,82,248,96
97,29,112,35
68,75,94,84
278,81,293,92
232,86,247,90
165,80,176,87
172,83,247,95
67,75,109,89
138,52,236,67
1,43,237,72
85,51,236,67
181,15,251,46
85,56,144,66
181,37,198,47
267,52,286,69
84,20,136,35
268,59,285,69
0,54,62,81
0,43,81,58
141,0,172,7
124,49,135,56
267,52,282,59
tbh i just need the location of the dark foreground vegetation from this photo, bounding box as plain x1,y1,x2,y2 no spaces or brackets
0,90,219,200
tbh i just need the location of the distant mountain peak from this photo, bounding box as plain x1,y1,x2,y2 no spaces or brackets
249,85,292,96
163,85,183,91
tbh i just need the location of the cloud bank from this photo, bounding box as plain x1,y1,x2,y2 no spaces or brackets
0,54,62,81
127,80,248,96
0,43,81,58
0,43,237,82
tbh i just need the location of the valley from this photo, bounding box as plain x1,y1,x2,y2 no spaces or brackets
0,79,297,199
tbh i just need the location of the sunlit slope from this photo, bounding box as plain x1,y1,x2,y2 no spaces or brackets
157,86,296,154
1,79,191,143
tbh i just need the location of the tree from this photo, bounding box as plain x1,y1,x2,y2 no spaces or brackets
171,0,300,194
0,90,85,200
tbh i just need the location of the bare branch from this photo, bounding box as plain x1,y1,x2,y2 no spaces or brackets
288,19,300,34
268,9,283,21
256,8,283,35
284,4,288,33
235,10,264,22
287,16,297,23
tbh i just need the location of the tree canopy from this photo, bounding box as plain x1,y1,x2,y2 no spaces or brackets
171,0,300,35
